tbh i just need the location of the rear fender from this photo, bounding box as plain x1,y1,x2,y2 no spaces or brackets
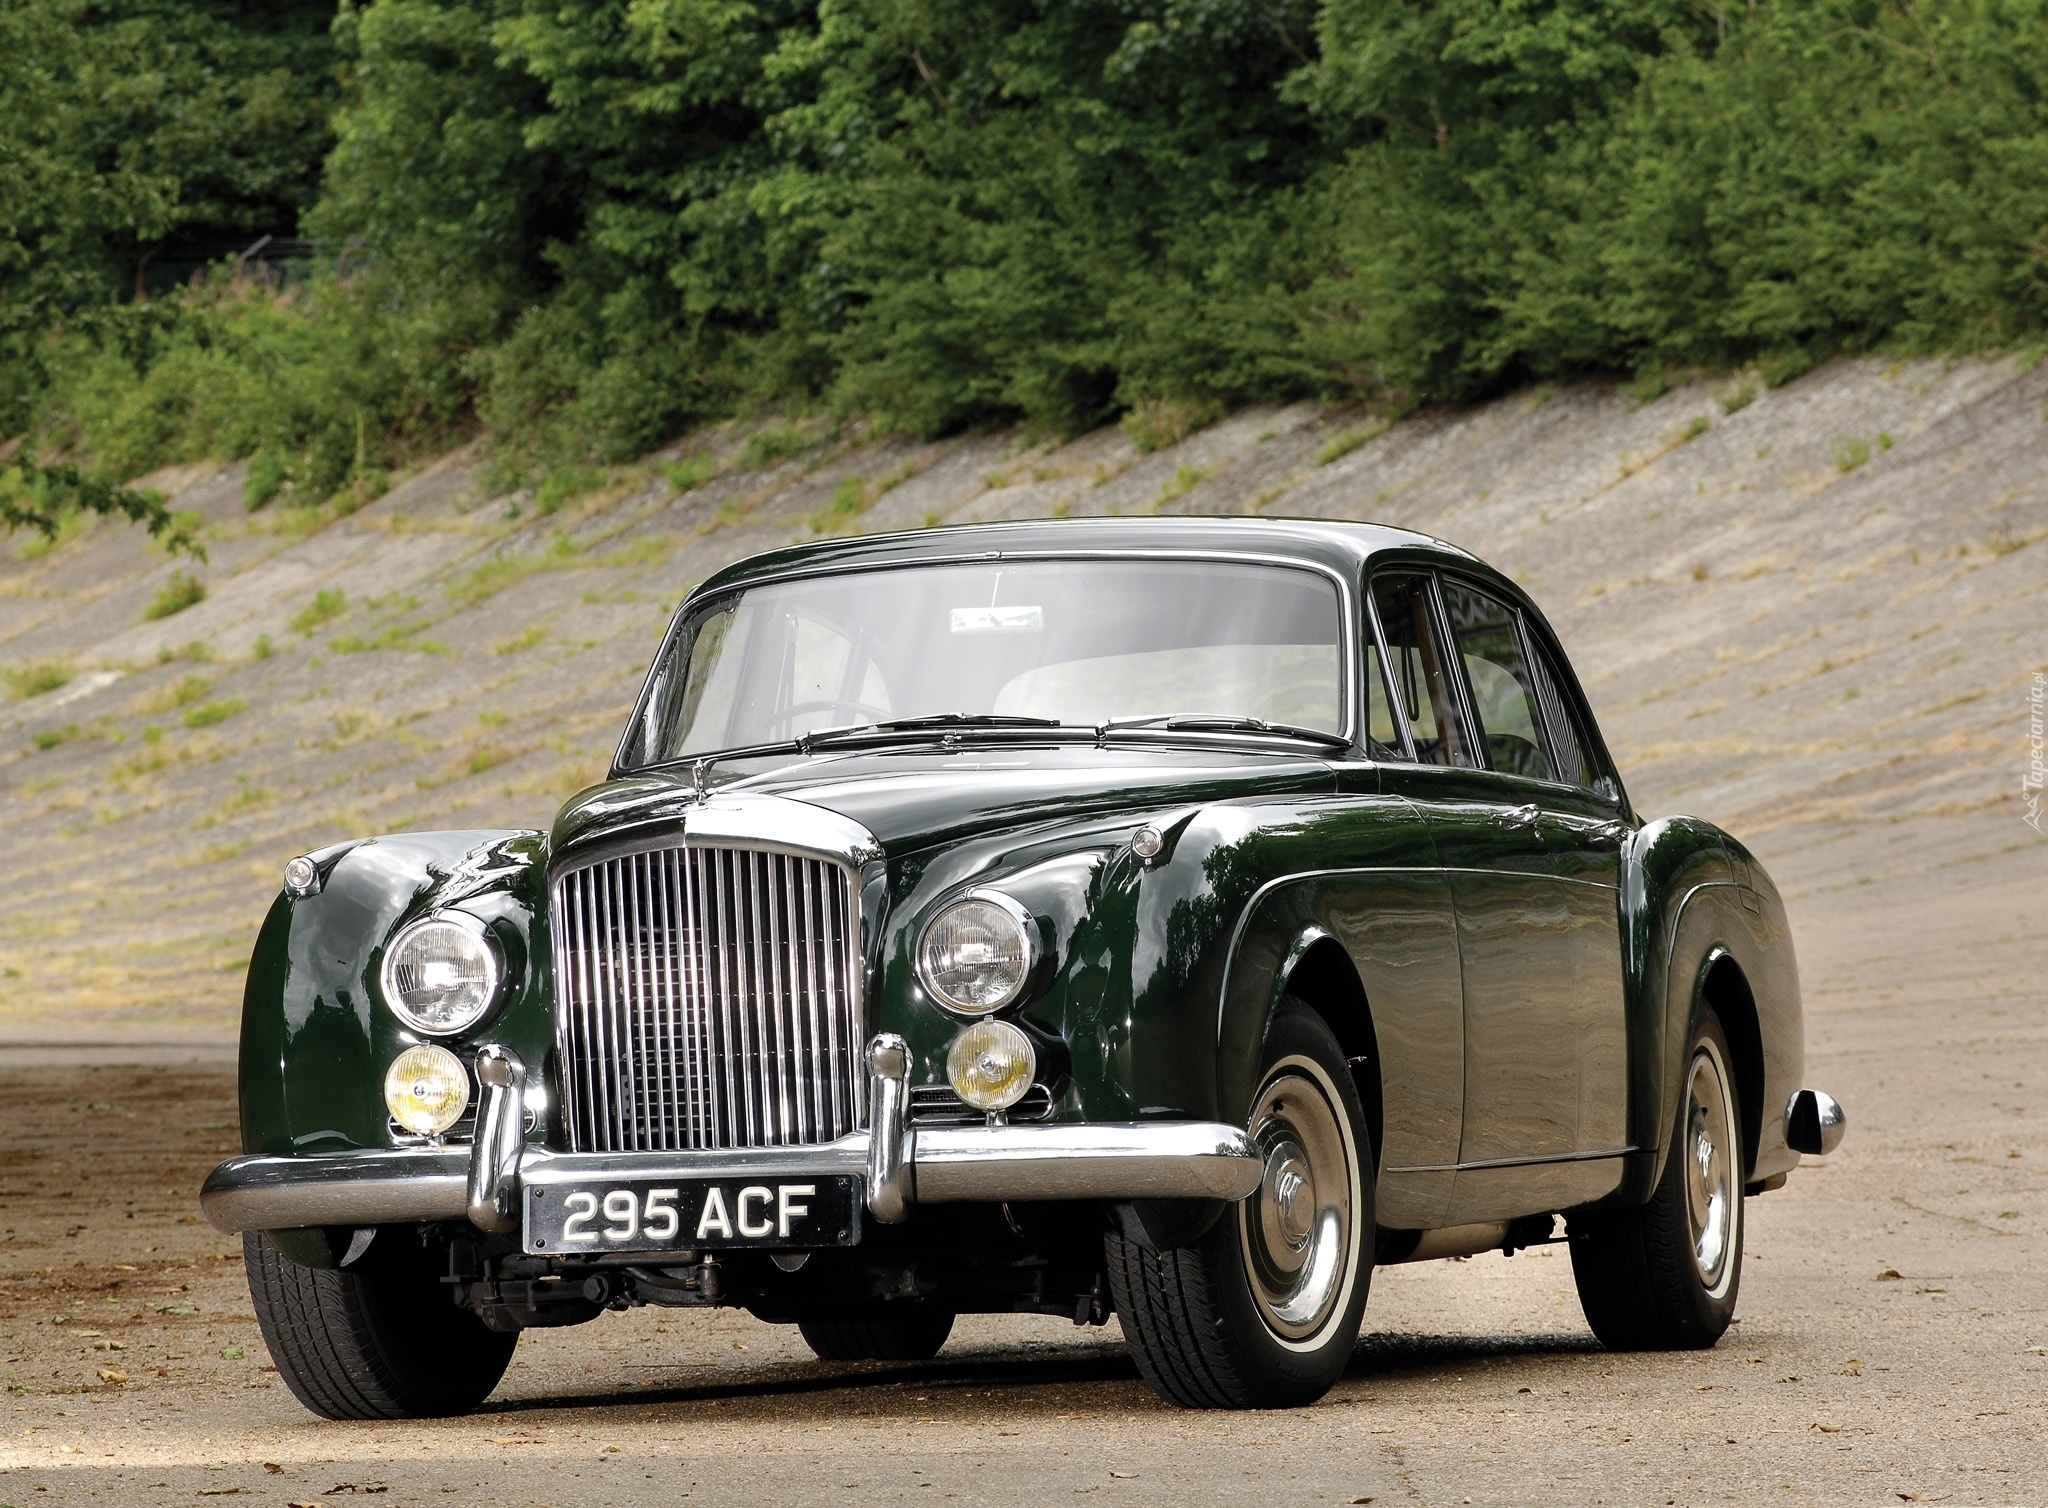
1611,820,1803,1204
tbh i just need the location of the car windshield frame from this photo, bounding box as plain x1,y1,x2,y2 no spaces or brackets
613,549,1363,774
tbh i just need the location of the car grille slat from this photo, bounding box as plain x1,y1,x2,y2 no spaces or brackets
555,844,864,1152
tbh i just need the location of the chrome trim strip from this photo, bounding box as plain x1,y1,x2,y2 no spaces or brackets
198,1119,1263,1234
1386,1145,1638,1175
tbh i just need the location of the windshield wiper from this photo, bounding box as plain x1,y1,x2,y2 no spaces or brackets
864,713,1063,732
1097,714,1353,750
801,713,1063,746
648,715,1069,789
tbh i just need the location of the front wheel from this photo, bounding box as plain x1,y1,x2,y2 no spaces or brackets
1107,1000,1373,1408
1569,1009,1744,1349
245,1231,517,1420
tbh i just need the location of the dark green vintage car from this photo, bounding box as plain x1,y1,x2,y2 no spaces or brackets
202,517,1844,1415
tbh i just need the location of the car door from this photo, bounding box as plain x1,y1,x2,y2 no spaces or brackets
1321,609,1465,1231
1434,574,1630,1221
1367,568,1629,1224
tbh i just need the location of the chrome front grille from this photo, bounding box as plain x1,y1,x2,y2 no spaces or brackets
552,844,865,1152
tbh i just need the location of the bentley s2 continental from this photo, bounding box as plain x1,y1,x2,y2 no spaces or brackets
201,517,1845,1415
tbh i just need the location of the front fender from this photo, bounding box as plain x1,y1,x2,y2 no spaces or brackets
238,830,551,1158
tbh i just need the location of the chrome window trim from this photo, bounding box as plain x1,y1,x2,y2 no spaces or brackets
614,549,1365,772
1359,570,1417,763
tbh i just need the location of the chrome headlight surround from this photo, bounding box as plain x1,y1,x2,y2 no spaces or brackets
378,910,503,1037
916,889,1039,1017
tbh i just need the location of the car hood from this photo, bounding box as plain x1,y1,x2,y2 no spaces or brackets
552,744,1337,860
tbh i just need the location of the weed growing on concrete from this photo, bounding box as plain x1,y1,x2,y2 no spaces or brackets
146,571,206,620
4,659,72,699
1317,418,1389,466
1157,465,1211,508
740,423,807,470
1121,398,1223,454
1716,374,1760,414
289,589,346,634
182,698,246,729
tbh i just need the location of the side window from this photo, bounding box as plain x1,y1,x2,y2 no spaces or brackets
1437,579,1555,783
1368,572,1473,767
1526,632,1605,793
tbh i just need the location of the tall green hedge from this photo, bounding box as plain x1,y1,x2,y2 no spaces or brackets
10,0,2048,499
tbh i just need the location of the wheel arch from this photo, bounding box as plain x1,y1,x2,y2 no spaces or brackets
1279,934,1384,1174
1697,950,1765,1183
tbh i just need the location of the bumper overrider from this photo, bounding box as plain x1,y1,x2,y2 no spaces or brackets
200,1035,1264,1239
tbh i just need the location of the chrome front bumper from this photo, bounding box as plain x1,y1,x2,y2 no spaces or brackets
200,1035,1262,1237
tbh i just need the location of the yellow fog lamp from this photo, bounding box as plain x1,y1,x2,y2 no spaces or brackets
945,1020,1037,1113
384,1044,471,1137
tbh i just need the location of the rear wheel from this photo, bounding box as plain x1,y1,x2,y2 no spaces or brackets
799,1308,955,1361
245,1230,517,1420
1106,1000,1372,1408
1569,1009,1744,1349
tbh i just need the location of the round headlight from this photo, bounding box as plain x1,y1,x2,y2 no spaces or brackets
384,1044,471,1136
946,1020,1037,1112
380,913,500,1035
917,893,1036,1015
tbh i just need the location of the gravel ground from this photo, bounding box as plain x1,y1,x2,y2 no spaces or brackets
1,858,2043,1506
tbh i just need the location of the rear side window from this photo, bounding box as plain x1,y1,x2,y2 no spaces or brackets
1369,572,1473,767
1438,579,1555,783
1526,632,1602,792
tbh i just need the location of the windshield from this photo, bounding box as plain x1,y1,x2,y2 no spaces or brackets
625,559,1346,766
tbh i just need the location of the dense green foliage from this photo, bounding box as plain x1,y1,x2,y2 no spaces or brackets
9,0,2048,504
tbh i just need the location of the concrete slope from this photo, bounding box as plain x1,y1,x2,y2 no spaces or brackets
0,355,2039,1040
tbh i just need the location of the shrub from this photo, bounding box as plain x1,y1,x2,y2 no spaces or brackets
739,425,809,471
244,450,287,510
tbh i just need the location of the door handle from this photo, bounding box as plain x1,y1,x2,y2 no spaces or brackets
1585,820,1632,848
1495,803,1541,832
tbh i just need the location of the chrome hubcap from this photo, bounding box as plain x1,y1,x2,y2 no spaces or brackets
1684,1039,1737,1295
1241,1059,1357,1342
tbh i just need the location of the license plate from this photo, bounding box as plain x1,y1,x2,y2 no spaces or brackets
524,1176,862,1255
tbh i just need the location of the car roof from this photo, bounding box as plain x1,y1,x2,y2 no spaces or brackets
688,515,1485,601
